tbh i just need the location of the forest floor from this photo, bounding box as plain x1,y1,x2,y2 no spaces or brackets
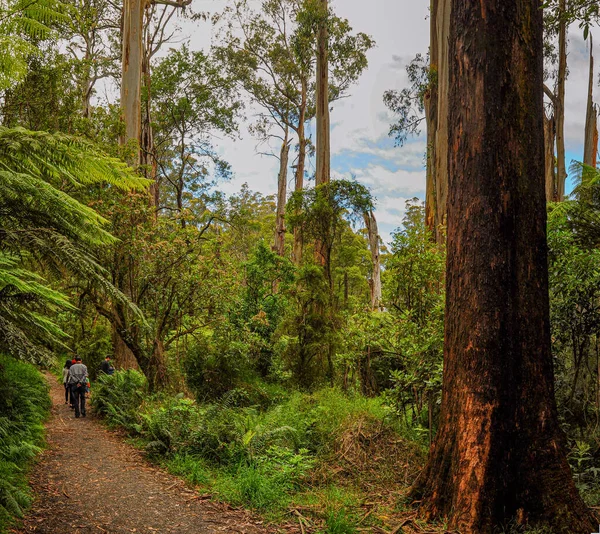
12,373,288,534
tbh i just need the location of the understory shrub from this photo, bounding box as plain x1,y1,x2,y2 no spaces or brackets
91,370,418,518
0,355,50,532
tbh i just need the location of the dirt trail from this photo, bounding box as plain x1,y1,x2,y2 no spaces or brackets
14,373,280,534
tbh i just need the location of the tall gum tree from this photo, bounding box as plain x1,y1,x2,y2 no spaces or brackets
215,0,373,262
410,0,597,532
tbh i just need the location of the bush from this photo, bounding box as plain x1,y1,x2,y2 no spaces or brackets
91,369,147,432
183,328,250,402
0,355,50,532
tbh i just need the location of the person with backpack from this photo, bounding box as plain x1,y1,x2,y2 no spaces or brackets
68,356,88,418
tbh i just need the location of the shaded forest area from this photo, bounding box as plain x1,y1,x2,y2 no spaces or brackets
3,0,600,533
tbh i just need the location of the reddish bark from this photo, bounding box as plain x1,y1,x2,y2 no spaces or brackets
410,1,596,532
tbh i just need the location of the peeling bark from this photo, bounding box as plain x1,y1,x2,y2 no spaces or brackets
410,1,596,532
555,0,567,201
584,37,598,169
274,131,290,256
544,113,556,202
120,0,145,161
363,209,382,311
433,0,450,242
293,80,307,264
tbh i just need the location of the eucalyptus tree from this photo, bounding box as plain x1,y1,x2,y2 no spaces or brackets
151,44,241,225
62,0,120,118
410,0,595,530
383,0,451,244
214,0,373,260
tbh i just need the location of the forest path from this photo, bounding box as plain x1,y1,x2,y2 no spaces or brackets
14,373,278,534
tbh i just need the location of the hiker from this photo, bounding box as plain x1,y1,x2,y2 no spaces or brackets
100,356,115,375
62,359,73,407
68,356,88,418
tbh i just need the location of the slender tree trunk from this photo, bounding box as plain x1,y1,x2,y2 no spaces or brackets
141,27,158,208
274,130,290,256
424,0,437,235
363,209,382,310
544,113,556,201
584,37,598,169
410,1,596,531
432,0,451,243
555,0,567,201
293,81,307,264
315,0,330,187
121,0,145,163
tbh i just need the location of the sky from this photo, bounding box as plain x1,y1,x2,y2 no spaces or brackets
173,1,599,245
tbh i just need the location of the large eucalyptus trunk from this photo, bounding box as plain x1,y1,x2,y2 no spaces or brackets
410,0,596,531
555,0,567,201
120,0,145,162
274,130,290,256
584,38,598,169
363,209,382,310
315,0,330,187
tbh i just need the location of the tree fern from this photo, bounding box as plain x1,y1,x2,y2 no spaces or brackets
0,127,149,362
0,0,70,90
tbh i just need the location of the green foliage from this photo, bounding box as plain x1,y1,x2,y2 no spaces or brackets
0,0,70,91
379,201,444,429
383,53,431,147
91,370,147,432
0,355,50,530
0,125,148,362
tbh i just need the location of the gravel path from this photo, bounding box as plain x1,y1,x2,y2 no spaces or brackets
14,373,280,534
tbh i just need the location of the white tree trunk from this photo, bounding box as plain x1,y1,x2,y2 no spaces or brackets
274,131,290,256
364,210,382,311
121,0,145,163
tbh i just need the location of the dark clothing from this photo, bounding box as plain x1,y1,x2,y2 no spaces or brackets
100,360,114,375
71,383,86,417
64,383,72,405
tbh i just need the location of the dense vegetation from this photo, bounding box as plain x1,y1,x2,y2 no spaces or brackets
0,355,49,531
2,0,600,531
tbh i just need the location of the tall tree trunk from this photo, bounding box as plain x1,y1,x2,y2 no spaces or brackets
584,37,598,169
121,0,145,163
424,0,438,235
363,209,382,310
293,80,307,264
410,0,596,531
274,129,290,256
141,25,158,208
315,0,330,187
544,113,556,201
555,0,567,201
432,0,451,243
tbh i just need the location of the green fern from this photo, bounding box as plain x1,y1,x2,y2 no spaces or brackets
0,127,149,362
